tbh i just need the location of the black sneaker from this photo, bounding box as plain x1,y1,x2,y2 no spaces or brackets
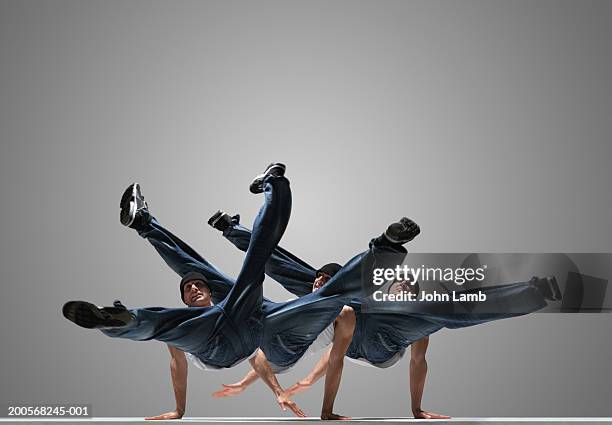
63,300,133,329
119,183,149,228
531,276,562,301
384,217,421,244
208,210,233,231
249,163,286,194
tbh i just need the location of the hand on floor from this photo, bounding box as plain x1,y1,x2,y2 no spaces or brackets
413,408,450,419
145,409,183,420
276,392,306,417
321,412,351,420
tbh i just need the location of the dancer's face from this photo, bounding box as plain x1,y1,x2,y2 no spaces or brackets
312,272,331,292
183,280,212,307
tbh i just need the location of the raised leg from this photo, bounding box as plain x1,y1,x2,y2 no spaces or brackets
219,175,292,325
222,222,316,297
136,217,235,303
100,305,222,354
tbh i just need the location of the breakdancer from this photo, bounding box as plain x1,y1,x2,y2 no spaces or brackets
63,163,307,419
210,214,561,419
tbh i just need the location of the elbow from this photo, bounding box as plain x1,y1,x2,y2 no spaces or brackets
328,353,345,368
410,357,427,369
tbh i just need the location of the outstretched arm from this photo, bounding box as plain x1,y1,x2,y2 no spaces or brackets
410,337,450,419
212,369,260,398
248,350,306,417
285,347,332,397
145,345,187,420
320,306,355,420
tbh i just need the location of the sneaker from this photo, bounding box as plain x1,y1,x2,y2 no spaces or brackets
119,183,148,228
63,300,133,329
384,217,421,244
208,210,233,231
531,276,562,301
249,163,286,194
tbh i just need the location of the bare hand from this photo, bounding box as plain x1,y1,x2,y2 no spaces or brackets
145,410,183,420
285,380,311,397
212,383,245,398
321,412,351,420
413,409,451,419
276,392,306,417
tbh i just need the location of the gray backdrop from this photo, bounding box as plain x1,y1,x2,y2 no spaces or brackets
1,0,611,418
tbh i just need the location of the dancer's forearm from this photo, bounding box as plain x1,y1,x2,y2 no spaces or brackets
409,337,451,420
302,347,332,385
410,358,427,413
240,369,260,388
409,338,429,415
283,348,331,397
249,350,306,417
320,344,346,415
211,362,260,399
249,350,283,396
169,346,188,415
145,345,188,420
321,307,355,419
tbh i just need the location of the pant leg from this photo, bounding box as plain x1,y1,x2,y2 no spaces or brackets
219,175,292,326
347,311,444,365
416,280,548,328
316,238,408,298
348,281,547,365
100,305,222,354
137,217,235,303
223,223,316,297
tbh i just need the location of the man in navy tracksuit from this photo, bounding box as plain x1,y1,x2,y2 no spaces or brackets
211,213,560,419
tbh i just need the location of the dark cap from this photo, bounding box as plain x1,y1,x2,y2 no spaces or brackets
179,272,209,302
316,263,342,278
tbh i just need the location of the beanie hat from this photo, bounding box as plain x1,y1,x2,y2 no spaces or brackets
179,272,209,302
316,263,342,278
